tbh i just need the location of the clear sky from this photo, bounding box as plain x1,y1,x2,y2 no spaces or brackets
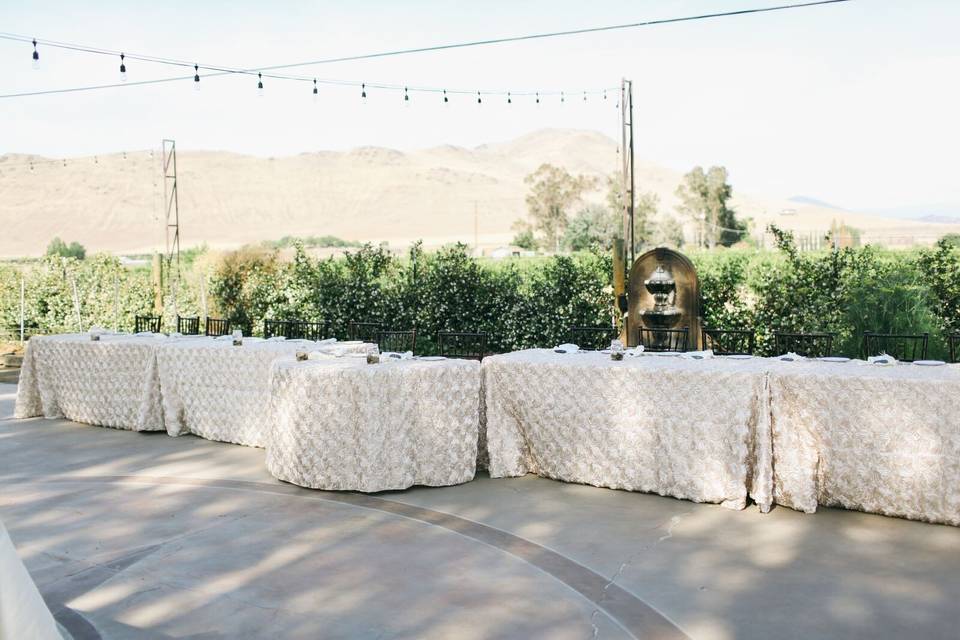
1,0,957,210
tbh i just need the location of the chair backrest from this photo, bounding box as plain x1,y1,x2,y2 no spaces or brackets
950,335,960,363
177,316,200,335
263,319,288,339
379,330,417,355
862,331,929,362
638,326,689,353
568,326,618,351
774,331,835,358
349,321,382,342
205,317,231,337
287,320,325,341
134,315,162,333
702,328,755,356
438,331,488,360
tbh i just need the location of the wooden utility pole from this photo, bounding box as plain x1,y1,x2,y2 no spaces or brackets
620,78,635,266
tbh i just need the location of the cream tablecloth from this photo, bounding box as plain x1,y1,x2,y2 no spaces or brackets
14,333,167,431
266,356,481,492
769,360,960,526
482,350,773,511
156,339,370,447
0,518,61,640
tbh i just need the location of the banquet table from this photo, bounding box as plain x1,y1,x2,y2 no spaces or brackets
156,338,370,447
0,518,61,640
266,355,481,492
482,349,773,511
14,332,168,431
768,359,960,526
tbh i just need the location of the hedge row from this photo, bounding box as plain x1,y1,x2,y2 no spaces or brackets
2,235,958,358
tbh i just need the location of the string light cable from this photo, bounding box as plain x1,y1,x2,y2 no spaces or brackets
0,0,851,99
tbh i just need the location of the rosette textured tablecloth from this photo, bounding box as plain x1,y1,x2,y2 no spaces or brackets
266,357,481,492
156,339,370,447
14,333,166,431
768,360,960,526
482,350,773,511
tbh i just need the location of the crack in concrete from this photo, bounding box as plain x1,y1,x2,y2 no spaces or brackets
588,510,693,639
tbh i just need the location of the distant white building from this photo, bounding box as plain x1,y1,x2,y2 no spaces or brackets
486,246,536,259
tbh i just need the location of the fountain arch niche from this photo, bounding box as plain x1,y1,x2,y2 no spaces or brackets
626,247,701,349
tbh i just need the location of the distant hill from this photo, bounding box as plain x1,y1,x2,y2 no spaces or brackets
788,195,847,211
0,129,955,257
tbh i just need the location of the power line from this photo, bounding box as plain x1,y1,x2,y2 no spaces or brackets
0,0,851,99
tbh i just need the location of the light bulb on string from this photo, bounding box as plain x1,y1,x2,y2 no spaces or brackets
583,91,587,102
257,72,264,97
404,87,410,105
193,64,200,91
476,90,481,105
561,91,565,104
535,91,540,106
507,92,511,105
361,83,367,99
313,79,318,102
443,89,448,104
31,39,39,70
119,53,127,82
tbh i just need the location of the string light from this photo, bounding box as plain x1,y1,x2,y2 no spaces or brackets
312,78,318,101
443,89,448,103
257,72,264,96
476,90,481,104
583,91,587,102
361,82,367,98
31,38,39,69
193,64,200,91
561,91,565,104
536,91,540,104
119,53,127,82
404,86,409,102
507,92,511,104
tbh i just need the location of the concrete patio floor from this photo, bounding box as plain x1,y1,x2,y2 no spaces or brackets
2,382,959,640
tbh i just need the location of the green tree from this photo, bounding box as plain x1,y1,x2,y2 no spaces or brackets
511,227,538,251
563,204,620,251
46,237,86,260
521,164,596,252
653,215,685,248
675,166,745,248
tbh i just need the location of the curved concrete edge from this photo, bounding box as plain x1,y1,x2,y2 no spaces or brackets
5,474,690,640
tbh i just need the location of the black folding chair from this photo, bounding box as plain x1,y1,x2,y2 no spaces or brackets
438,331,488,360
638,327,689,353
379,330,416,354
949,335,960,363
702,328,755,355
773,332,835,358
349,321,382,342
177,316,200,335
263,319,288,339
568,326,618,351
134,315,162,333
205,317,231,337
862,331,929,362
287,320,325,341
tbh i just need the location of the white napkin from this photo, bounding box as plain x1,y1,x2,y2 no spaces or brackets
778,352,804,362
626,345,645,356
382,351,414,360
867,353,898,366
553,343,580,354
681,349,714,360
